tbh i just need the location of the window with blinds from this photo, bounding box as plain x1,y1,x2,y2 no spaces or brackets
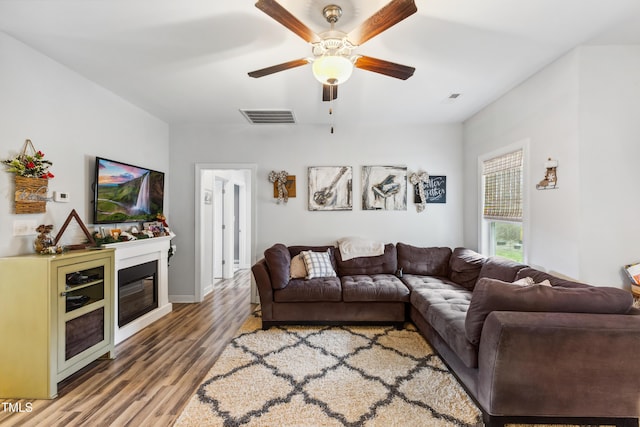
483,149,523,221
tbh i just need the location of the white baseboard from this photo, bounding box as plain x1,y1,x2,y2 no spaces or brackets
203,285,213,297
169,294,197,303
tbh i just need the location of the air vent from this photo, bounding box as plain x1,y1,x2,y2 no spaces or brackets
441,93,462,104
240,109,296,124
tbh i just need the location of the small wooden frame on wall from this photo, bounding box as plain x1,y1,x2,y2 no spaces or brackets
273,175,296,198
54,209,96,250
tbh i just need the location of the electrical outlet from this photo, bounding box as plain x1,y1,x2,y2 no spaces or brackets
13,220,38,236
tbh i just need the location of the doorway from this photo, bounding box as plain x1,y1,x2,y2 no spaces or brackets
195,164,257,303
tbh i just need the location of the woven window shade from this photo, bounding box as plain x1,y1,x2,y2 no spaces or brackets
483,149,523,221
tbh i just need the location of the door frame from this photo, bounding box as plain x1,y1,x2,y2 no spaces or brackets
194,163,257,303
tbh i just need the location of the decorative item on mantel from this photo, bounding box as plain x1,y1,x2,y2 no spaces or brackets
3,139,54,214
93,216,171,246
54,209,96,250
536,158,558,190
623,262,640,308
409,171,429,212
34,224,62,254
269,170,294,204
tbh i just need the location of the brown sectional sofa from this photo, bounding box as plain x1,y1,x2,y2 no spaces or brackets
252,242,640,427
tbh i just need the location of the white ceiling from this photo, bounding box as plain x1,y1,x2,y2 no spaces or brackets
0,0,639,126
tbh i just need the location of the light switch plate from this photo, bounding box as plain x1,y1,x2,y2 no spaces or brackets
13,220,38,236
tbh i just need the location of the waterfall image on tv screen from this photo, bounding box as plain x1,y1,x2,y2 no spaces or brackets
94,157,165,224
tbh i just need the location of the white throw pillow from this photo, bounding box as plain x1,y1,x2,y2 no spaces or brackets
290,254,307,279
512,277,552,287
512,277,535,286
301,250,337,279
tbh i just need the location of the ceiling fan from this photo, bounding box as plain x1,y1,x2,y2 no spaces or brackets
248,0,417,101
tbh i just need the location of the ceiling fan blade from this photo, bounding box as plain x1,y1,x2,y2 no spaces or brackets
347,0,417,46
248,58,310,78
354,56,415,80
255,0,320,43
322,84,338,102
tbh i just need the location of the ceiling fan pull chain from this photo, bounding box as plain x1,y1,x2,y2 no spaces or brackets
330,86,335,134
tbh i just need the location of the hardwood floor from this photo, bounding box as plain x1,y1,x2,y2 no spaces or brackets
0,270,255,427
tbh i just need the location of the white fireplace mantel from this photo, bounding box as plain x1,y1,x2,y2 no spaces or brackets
103,233,174,344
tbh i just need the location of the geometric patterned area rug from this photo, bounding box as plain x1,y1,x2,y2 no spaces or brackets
175,310,483,427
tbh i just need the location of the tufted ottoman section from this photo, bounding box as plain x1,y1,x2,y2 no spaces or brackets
410,283,477,368
342,274,410,302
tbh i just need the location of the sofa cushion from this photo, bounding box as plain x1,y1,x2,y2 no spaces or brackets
264,243,291,290
335,243,397,276
465,277,634,345
290,254,307,279
426,301,478,369
301,249,337,279
448,247,486,290
341,274,410,302
411,285,472,317
409,283,476,368
401,274,461,292
478,256,526,283
515,267,589,289
397,243,451,277
273,277,342,302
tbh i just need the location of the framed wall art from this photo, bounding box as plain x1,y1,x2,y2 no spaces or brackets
414,175,447,204
308,166,352,211
362,165,407,211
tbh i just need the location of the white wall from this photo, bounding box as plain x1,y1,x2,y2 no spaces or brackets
0,32,169,257
578,45,640,286
463,45,640,289
169,123,463,300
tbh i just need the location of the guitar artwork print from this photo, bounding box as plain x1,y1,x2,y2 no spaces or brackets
308,166,352,211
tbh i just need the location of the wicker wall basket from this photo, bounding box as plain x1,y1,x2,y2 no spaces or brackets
14,175,48,214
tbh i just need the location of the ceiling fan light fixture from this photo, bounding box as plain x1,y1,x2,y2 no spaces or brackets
312,55,353,85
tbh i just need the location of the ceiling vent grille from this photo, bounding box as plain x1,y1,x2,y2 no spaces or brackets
240,109,296,124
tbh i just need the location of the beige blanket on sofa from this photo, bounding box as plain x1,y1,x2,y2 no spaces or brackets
337,237,385,261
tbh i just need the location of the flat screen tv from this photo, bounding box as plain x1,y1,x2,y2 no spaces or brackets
93,157,165,224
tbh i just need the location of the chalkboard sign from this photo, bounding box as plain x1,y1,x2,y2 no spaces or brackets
414,175,446,204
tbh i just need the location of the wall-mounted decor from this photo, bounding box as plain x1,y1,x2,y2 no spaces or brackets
362,166,407,211
269,170,293,204
3,139,54,214
409,171,429,212
414,175,447,204
272,176,296,200
308,166,352,211
536,158,558,190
